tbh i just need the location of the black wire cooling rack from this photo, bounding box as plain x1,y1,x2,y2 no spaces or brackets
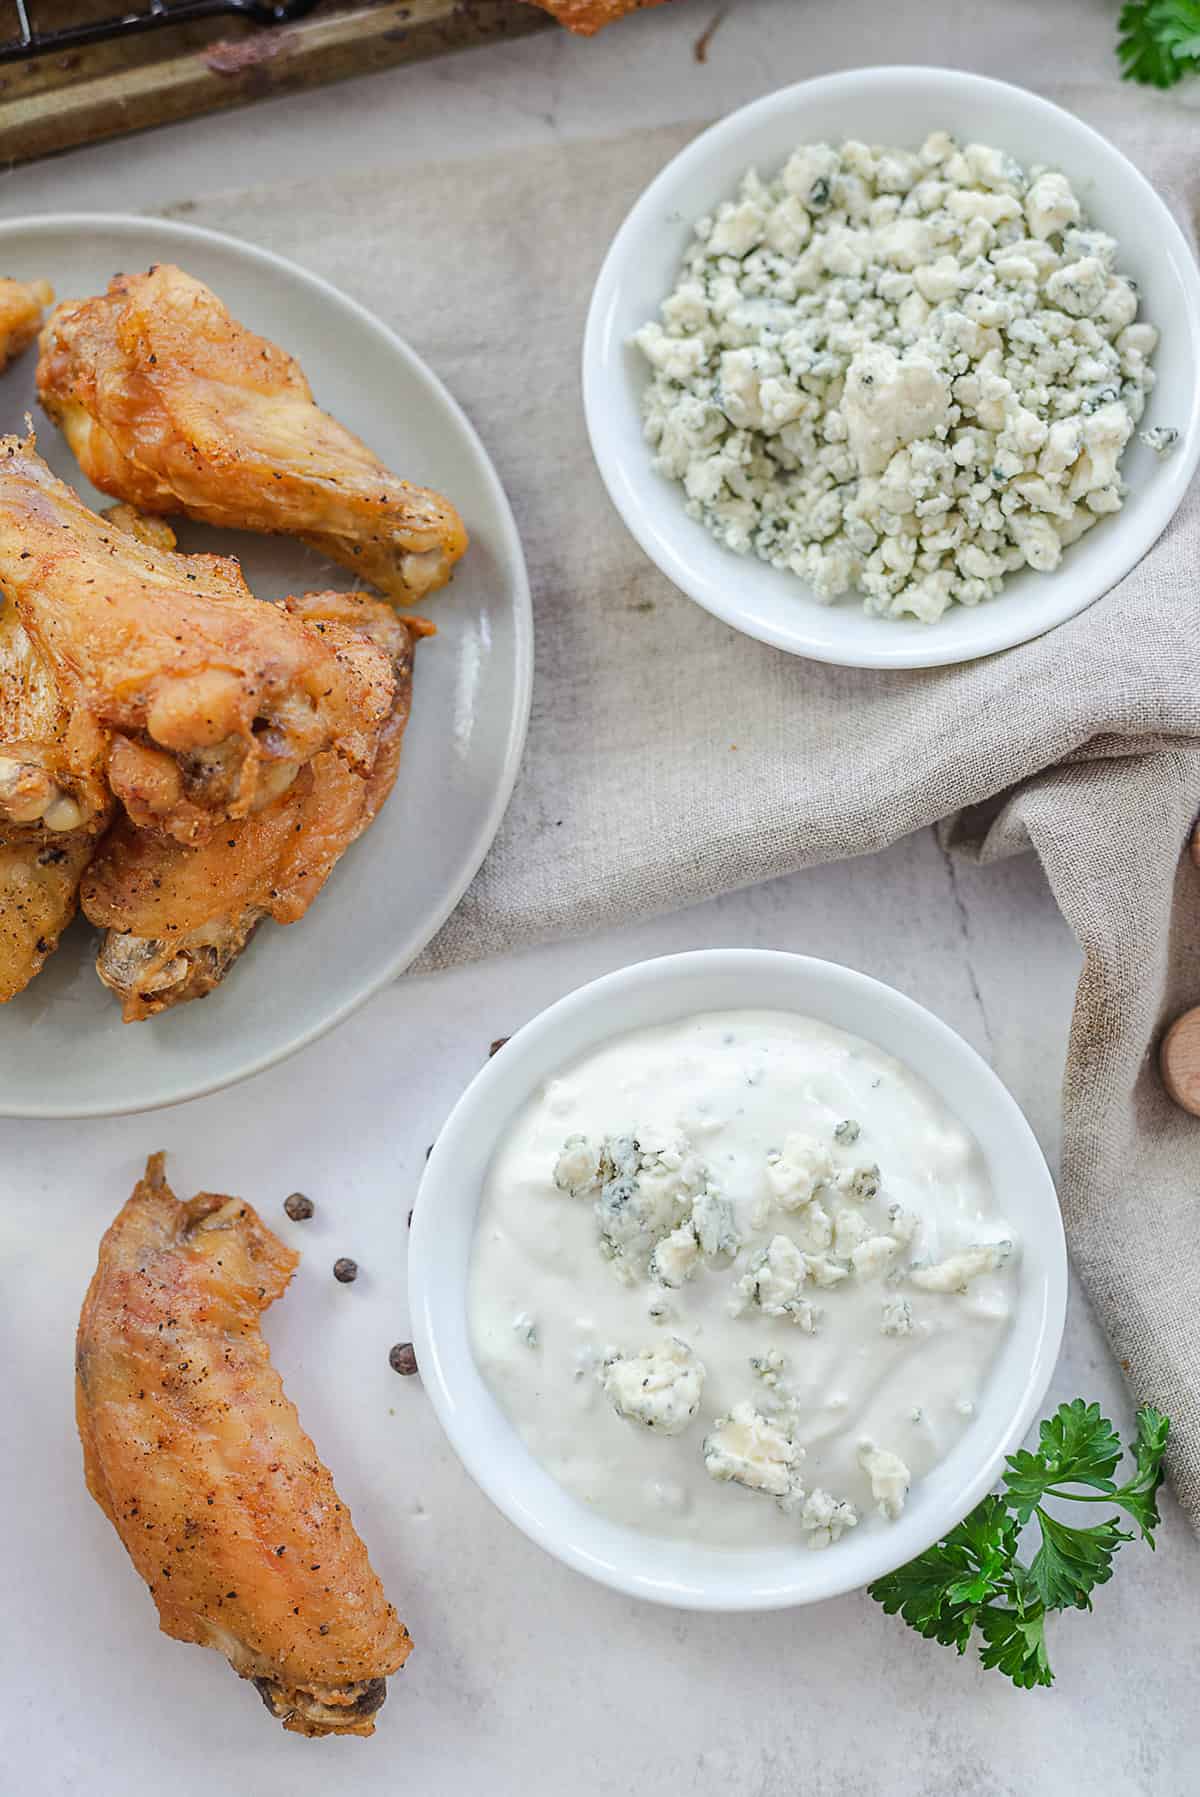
1,0,323,62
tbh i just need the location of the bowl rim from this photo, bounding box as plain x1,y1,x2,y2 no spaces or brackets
0,211,534,1119
581,65,1200,670
409,947,1069,1610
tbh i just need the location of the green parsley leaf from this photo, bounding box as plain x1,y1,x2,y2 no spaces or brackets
976,1603,1054,1689
868,1495,1016,1649
943,1498,1020,1605
1112,1405,1170,1542
870,1401,1171,1691
1027,1509,1130,1610
868,1553,977,1652
1118,0,1200,87
1003,1399,1122,1520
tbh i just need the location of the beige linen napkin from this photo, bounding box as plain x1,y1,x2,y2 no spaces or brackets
174,88,1200,1521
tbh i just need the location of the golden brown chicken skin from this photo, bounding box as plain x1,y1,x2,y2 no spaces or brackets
101,500,180,553
0,596,110,844
0,833,95,1002
76,1154,412,1736
0,276,53,371
0,587,112,1000
0,436,395,846
0,500,180,1000
38,264,468,602
82,593,428,1020
525,0,675,33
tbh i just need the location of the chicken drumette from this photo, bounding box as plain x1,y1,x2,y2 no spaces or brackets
38,264,467,602
82,593,428,1020
77,1154,412,1736
0,436,395,847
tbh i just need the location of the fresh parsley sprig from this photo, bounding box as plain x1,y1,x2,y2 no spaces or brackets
1118,1,1200,87
869,1401,1170,1689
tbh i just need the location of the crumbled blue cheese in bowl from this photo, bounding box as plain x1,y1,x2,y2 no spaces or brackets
633,133,1166,623
468,1010,1017,1552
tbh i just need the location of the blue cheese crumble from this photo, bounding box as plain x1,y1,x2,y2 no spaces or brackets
881,1297,914,1337
799,1487,859,1549
635,132,1164,622
764,1131,832,1207
691,1186,741,1260
649,1220,702,1288
909,1239,1012,1292
734,1233,840,1329
858,1440,912,1519
554,1132,707,1278
703,1401,804,1498
1140,425,1179,458
703,1404,860,1547
750,1348,788,1386
601,1338,707,1434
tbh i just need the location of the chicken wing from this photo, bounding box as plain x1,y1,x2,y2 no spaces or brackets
82,593,426,1019
525,0,676,32
0,436,395,845
38,264,468,602
0,584,111,999
0,276,52,371
76,1153,412,1736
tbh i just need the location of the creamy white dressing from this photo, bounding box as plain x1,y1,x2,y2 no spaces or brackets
468,1009,1016,1551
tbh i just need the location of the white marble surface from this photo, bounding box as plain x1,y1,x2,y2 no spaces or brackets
2,4,1198,1792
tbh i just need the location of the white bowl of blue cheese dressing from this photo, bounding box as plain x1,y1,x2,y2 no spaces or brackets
409,951,1066,1609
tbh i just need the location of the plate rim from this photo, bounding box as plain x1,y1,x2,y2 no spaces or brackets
0,211,533,1120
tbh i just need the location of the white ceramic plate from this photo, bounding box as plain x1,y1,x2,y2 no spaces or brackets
410,950,1068,1610
0,215,531,1118
583,67,1200,668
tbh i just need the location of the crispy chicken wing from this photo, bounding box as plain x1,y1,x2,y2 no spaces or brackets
38,264,467,601
0,585,111,999
82,594,428,1019
0,276,53,371
0,436,395,845
525,0,676,32
76,1153,412,1736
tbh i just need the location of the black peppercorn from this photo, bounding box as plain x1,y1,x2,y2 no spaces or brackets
389,1342,419,1377
333,1257,358,1284
284,1192,314,1221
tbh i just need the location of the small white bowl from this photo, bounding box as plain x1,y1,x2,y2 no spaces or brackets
409,950,1067,1610
582,67,1200,668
